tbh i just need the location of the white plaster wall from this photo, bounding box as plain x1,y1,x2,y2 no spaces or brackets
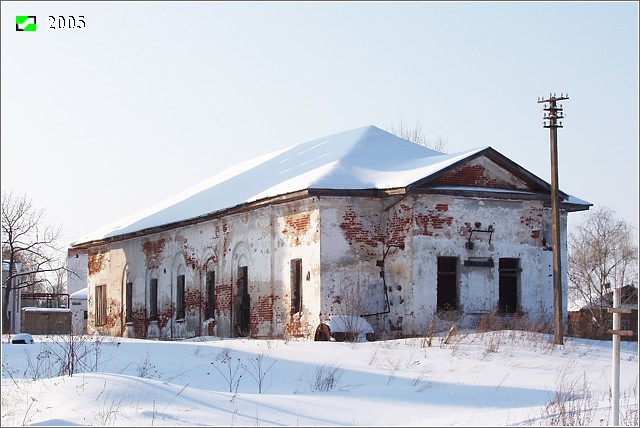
407,195,558,331
319,197,389,334
70,296,87,334
257,202,321,338
66,250,88,295
79,192,570,340
83,199,320,339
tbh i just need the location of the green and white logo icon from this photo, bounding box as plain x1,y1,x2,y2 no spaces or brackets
16,16,36,31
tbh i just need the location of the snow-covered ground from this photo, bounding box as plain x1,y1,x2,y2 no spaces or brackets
1,330,637,426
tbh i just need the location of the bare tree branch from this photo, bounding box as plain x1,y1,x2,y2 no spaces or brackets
388,117,448,152
568,206,638,329
2,191,67,333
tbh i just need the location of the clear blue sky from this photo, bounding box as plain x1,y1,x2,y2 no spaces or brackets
2,1,638,250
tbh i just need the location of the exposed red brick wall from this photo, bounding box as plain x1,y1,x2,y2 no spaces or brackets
201,251,218,271
141,238,166,269
177,237,199,270
387,203,412,248
283,213,312,246
520,207,544,243
186,288,203,317
431,164,517,189
105,298,120,331
340,206,383,256
215,283,232,317
88,251,106,276
132,308,148,339
256,295,274,323
285,314,304,337
207,320,217,335
284,212,311,234
415,204,453,236
249,295,274,336
158,304,174,331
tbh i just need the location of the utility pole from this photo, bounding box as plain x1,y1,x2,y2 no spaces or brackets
608,286,634,426
537,93,568,346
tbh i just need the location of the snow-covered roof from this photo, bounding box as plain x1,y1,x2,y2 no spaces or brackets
22,307,71,313
69,288,88,300
71,125,591,246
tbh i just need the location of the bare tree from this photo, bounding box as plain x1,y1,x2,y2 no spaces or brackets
1,191,66,333
50,267,69,307
329,276,376,342
388,118,448,152
568,206,638,329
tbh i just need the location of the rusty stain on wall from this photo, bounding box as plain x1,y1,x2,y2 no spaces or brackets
213,224,231,255
141,238,166,269
388,316,404,333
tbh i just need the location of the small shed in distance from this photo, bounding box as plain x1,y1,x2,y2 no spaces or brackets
21,307,71,335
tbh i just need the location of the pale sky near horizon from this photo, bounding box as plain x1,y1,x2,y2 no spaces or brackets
1,1,638,252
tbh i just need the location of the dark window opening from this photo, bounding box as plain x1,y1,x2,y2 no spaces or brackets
83,310,88,320
437,257,458,311
291,259,302,314
206,271,215,319
238,266,250,336
125,282,133,323
150,278,158,321
177,274,185,320
498,258,519,314
95,285,107,326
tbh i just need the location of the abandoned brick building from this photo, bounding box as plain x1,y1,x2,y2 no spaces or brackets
67,125,592,340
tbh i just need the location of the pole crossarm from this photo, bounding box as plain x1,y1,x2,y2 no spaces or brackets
607,307,632,314
538,93,569,128
607,329,635,336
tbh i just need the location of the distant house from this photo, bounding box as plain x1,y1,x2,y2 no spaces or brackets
67,126,591,340
568,285,638,341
